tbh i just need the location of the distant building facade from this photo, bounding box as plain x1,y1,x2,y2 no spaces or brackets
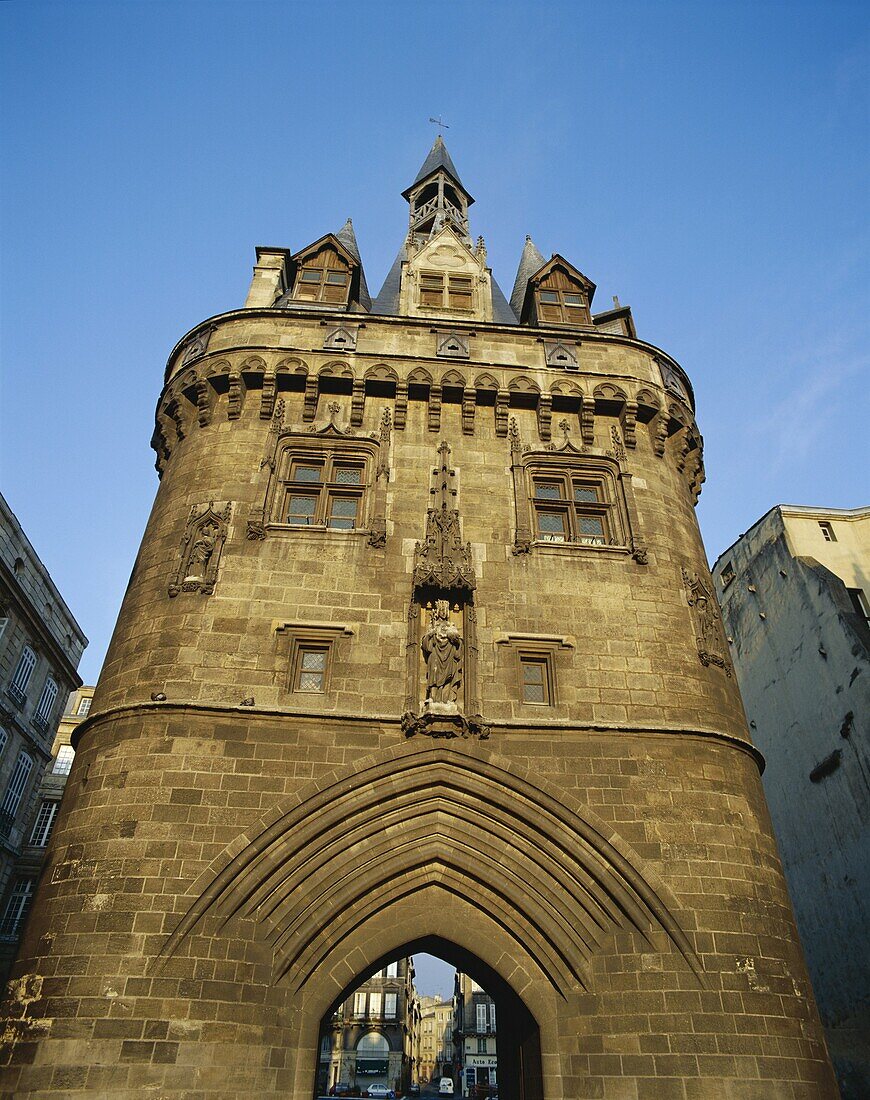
317,958,417,1094
713,505,870,1099
417,993,454,1084
453,972,497,1097
0,494,86,966
0,686,94,980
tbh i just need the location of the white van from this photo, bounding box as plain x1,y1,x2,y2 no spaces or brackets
438,1080,455,1096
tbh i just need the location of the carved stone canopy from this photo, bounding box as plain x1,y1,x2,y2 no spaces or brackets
412,441,476,594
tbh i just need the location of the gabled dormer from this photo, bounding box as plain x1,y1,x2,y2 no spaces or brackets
248,220,371,312
510,238,596,328
400,224,492,322
402,135,474,244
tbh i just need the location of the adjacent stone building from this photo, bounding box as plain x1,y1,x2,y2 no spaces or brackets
453,972,497,1096
0,686,94,981
417,993,454,1085
0,494,86,967
1,138,838,1098
316,958,416,1094
713,504,870,1098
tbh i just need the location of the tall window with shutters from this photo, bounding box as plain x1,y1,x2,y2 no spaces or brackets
8,645,37,707
0,877,35,935
293,245,351,305
29,800,60,847
419,271,474,312
33,676,58,731
0,750,33,832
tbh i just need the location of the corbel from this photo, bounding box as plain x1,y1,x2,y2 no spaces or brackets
194,379,213,428
394,381,408,430
428,384,442,433
163,396,187,441
579,394,595,446
302,375,319,422
495,389,509,438
536,393,553,442
461,388,475,435
652,409,669,457
260,373,277,420
350,379,365,427
675,428,692,473
227,374,243,421
620,400,638,449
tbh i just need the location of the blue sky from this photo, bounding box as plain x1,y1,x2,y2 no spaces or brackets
1,1,867,993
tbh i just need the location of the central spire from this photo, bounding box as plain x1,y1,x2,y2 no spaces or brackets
401,135,473,243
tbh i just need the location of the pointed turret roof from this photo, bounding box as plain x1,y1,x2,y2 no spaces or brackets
335,218,371,309
510,235,546,318
402,135,473,202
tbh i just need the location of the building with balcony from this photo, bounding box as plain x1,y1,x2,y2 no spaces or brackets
453,972,497,1097
316,958,417,1094
417,993,454,1085
0,686,94,979
0,494,86,964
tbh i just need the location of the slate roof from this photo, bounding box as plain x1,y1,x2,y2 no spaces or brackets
509,235,546,319
371,242,407,315
402,135,472,201
335,218,371,310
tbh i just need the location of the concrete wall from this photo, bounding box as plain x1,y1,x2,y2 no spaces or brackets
714,507,870,1098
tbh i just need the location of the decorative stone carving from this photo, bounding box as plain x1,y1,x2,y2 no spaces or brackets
302,375,318,421
395,381,408,430
682,567,731,675
609,425,626,463
653,408,669,457
436,331,470,359
401,709,490,740
413,442,476,592
580,394,595,445
227,374,243,420
658,357,691,405
260,374,277,419
323,325,357,352
421,599,463,710
621,400,638,449
537,393,553,442
428,384,442,433
169,503,230,596
544,341,578,369
368,408,392,548
181,324,214,366
461,390,475,435
350,380,365,427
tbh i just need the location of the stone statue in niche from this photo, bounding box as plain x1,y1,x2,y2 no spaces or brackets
169,503,230,597
682,567,731,676
184,523,219,583
422,599,463,710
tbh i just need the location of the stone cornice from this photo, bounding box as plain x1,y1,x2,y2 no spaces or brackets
164,306,695,410
73,699,764,772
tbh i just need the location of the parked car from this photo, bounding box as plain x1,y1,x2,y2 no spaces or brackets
365,1087,395,1099
329,1086,359,1098
439,1080,455,1096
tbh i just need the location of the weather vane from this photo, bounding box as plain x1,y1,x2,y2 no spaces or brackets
428,116,449,136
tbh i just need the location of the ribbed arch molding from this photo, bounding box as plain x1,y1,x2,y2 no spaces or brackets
158,743,705,993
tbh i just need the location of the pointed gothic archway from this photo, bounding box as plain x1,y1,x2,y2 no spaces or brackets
313,936,543,1100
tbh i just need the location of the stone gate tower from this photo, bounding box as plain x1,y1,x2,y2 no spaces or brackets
3,139,836,1098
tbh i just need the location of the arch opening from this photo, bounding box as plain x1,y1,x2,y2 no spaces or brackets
313,935,542,1100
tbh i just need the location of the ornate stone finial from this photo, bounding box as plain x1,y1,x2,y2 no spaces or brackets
412,442,476,592
476,235,487,262
613,295,621,309
558,418,571,442
609,425,626,462
508,416,522,453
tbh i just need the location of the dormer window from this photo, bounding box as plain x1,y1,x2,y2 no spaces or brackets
419,272,473,311
293,245,351,305
536,270,590,325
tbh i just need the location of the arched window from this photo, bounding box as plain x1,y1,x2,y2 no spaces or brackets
357,1032,390,1055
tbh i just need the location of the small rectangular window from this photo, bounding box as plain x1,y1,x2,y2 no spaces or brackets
369,991,382,1016
76,696,92,717
293,646,329,693
818,521,837,542
385,961,398,978
286,494,318,525
447,275,473,310
384,992,397,1018
353,991,366,1015
52,744,75,776
291,462,323,482
536,511,568,542
847,588,870,627
29,800,60,846
476,1003,488,1032
478,1037,487,1053
520,655,552,705
327,496,358,530
420,273,444,307
720,561,735,588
